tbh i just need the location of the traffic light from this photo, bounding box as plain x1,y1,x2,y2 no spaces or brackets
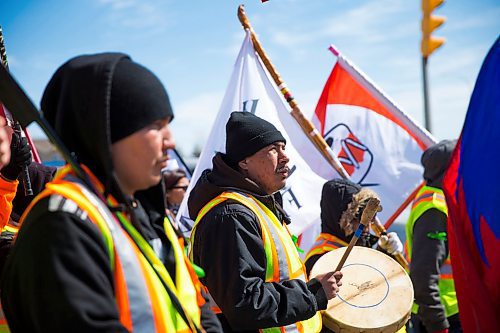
421,0,446,58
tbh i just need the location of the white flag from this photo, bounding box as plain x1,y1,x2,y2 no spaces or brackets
176,31,327,238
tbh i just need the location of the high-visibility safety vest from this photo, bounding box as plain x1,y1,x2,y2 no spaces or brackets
0,177,17,230
14,165,203,332
0,179,20,333
405,185,458,318
190,191,322,333
305,233,348,264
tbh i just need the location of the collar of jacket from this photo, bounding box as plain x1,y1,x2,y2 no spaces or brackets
188,153,291,224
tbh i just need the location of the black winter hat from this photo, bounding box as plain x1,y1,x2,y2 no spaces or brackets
320,178,361,242
225,112,286,165
110,58,174,143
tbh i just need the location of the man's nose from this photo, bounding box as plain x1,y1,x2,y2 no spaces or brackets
279,150,289,163
163,135,176,152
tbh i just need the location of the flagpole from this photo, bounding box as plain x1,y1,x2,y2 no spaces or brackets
237,5,349,180
237,5,408,270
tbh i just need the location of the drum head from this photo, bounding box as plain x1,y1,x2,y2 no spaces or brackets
310,246,413,333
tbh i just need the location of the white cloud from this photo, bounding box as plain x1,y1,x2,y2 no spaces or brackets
447,7,500,32
97,0,172,31
205,32,245,57
270,0,414,50
170,91,224,156
98,0,137,10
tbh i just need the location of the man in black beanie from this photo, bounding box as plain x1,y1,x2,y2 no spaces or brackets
1,53,221,332
188,111,343,332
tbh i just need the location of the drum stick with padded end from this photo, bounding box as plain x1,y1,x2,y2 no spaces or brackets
335,197,381,272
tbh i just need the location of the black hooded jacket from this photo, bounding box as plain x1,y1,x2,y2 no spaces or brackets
410,139,457,332
1,53,220,332
304,179,361,275
188,153,327,332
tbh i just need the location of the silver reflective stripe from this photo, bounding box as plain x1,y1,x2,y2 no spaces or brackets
74,183,156,333
238,193,290,281
283,323,300,332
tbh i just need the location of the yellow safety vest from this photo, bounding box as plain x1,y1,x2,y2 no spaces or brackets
0,192,19,333
10,165,202,332
305,233,348,264
405,185,458,318
190,191,322,333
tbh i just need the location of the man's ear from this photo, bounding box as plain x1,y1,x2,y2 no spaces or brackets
238,158,249,171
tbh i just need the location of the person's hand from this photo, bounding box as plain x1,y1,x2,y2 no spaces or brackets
378,232,403,255
315,270,343,300
1,131,32,181
0,119,10,168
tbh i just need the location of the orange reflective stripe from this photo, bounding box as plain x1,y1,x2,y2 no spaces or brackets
114,255,133,331
305,233,347,262
211,306,222,314
412,191,446,208
404,242,410,263
264,218,280,282
183,255,206,307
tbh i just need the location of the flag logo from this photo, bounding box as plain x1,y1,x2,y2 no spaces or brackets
324,123,373,184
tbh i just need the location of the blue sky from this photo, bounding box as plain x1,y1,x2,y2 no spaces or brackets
1,0,499,157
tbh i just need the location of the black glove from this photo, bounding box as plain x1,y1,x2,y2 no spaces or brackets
1,132,32,181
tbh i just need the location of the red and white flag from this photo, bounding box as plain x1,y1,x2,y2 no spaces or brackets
309,46,436,227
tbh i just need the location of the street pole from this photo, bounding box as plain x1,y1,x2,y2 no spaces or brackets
422,56,432,133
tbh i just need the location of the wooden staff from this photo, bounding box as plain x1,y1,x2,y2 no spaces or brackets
237,5,349,180
335,197,380,271
237,5,408,270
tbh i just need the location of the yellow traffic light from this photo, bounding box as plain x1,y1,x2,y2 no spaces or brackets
421,0,446,58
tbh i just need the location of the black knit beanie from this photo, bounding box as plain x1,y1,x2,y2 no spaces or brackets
225,112,286,165
109,58,174,143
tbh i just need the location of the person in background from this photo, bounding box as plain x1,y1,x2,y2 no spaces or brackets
304,178,404,333
163,169,189,220
0,130,31,229
0,130,57,274
304,178,403,276
189,111,342,332
1,53,220,332
406,140,460,333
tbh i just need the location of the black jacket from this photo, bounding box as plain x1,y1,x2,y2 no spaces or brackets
189,153,327,332
1,53,220,332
